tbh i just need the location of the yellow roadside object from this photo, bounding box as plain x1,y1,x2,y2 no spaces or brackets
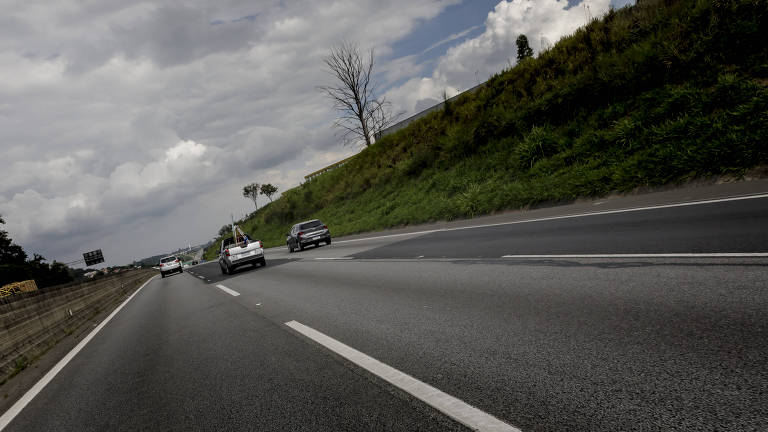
0,279,38,298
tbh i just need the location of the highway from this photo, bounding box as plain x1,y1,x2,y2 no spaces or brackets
3,184,768,431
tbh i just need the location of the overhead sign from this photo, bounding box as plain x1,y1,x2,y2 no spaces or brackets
83,249,104,266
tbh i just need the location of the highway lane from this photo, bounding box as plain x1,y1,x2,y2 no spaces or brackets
186,192,768,431
5,270,468,432
350,195,768,258
5,187,768,431
186,257,768,432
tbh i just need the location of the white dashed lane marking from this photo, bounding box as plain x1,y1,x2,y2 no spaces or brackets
215,284,240,297
501,253,768,258
285,320,520,432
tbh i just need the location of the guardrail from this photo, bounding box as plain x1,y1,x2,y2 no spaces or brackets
0,269,155,382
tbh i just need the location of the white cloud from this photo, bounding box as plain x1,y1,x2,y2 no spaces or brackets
385,77,460,119
387,0,612,116
420,25,483,55
0,0,464,265
0,0,614,266
107,140,214,199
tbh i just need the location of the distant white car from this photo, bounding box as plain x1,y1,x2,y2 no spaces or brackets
159,256,183,278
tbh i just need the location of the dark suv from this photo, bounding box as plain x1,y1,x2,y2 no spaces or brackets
287,219,331,252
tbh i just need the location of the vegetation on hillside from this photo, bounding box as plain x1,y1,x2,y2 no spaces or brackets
206,0,768,259
0,216,73,288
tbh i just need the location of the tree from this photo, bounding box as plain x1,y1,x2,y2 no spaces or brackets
259,183,278,202
319,41,400,147
0,215,26,265
243,183,260,209
218,224,233,237
516,34,534,62
0,215,72,288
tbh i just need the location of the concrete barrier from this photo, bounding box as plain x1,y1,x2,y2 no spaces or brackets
0,269,155,382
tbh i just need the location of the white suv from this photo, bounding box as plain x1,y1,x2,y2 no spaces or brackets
159,256,183,278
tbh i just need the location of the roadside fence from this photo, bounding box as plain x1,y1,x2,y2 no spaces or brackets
0,269,155,382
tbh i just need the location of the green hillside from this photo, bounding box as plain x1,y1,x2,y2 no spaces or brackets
206,0,767,260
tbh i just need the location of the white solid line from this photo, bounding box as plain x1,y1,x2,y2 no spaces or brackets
314,257,354,260
501,253,768,258
216,284,240,297
197,275,205,279
0,275,158,431
330,192,768,245
331,230,439,244
285,320,520,432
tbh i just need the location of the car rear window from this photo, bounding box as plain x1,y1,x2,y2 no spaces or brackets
160,257,176,263
223,235,251,247
300,220,323,230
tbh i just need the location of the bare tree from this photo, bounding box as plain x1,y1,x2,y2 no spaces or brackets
319,41,400,147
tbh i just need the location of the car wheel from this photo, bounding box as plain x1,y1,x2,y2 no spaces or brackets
179,268,183,273
325,238,332,245
161,272,165,278
288,242,294,253
259,257,266,267
314,241,320,247
299,243,305,251
220,264,226,275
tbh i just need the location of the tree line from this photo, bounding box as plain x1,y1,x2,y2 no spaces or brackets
0,215,73,288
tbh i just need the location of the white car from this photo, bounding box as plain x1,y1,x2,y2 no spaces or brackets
219,234,266,275
159,256,183,278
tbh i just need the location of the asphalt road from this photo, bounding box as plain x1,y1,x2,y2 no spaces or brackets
6,268,466,432
350,195,768,258
4,185,768,431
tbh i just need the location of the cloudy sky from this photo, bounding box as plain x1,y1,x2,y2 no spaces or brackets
0,0,632,267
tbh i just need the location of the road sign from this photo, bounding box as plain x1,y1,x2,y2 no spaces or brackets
83,249,104,266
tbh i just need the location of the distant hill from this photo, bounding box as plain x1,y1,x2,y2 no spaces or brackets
206,0,768,259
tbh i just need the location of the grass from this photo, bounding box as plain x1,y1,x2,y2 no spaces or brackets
206,0,768,260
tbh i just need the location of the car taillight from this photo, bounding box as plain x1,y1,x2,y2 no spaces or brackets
225,249,230,256
159,263,163,267
175,259,179,263
298,231,304,236
323,225,327,229
258,241,263,248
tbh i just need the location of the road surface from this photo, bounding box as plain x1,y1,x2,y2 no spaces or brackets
3,182,768,431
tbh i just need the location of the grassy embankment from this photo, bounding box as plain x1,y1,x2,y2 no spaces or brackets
205,0,767,260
